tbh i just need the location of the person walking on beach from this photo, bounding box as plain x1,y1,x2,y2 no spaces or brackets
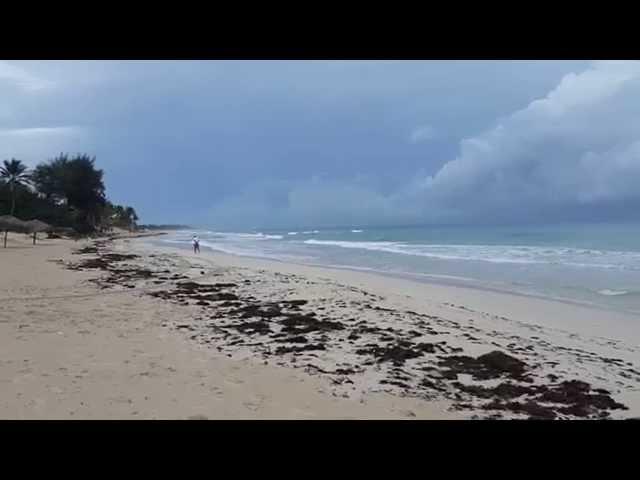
192,235,200,254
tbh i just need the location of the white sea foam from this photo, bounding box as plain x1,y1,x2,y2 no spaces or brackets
303,239,640,270
151,228,640,315
214,232,283,240
597,289,629,296
351,229,363,233
196,240,311,262
158,238,189,245
198,240,261,256
161,227,640,276
305,239,396,249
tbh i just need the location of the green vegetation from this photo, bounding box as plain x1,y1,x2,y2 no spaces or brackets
0,154,139,235
0,159,32,216
102,204,140,232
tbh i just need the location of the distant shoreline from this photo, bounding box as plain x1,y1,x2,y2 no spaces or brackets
2,233,638,419
137,224,191,231
145,234,640,320
130,236,640,419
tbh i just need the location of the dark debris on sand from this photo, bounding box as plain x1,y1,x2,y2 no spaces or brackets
151,277,630,419
437,350,530,381
451,378,628,419
65,239,631,420
355,340,442,366
66,245,159,288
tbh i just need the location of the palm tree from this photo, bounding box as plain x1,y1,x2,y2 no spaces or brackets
0,159,31,216
124,206,138,232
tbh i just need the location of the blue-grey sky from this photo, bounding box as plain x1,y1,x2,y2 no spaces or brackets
3,60,640,228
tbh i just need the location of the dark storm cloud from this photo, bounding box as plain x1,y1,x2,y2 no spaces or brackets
8,59,632,228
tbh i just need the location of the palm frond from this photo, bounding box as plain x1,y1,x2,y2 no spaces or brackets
0,159,31,185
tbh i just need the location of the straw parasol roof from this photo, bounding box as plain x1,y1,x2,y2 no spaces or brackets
0,215,29,248
24,219,53,233
23,219,54,245
0,215,29,233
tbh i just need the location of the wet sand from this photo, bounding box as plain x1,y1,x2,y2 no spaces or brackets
128,239,640,419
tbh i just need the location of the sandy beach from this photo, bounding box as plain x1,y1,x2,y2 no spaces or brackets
2,232,639,419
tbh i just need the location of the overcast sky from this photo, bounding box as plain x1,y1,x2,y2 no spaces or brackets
3,60,640,229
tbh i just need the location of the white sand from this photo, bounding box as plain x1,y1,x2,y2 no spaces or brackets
132,239,640,418
0,235,456,419
2,232,639,419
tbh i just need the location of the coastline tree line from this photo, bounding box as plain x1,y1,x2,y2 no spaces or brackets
0,154,138,235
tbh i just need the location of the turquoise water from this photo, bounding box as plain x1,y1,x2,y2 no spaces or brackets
159,223,640,316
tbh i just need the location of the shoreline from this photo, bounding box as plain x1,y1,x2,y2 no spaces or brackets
149,237,640,320
0,235,459,419
130,237,640,419
2,234,639,419
141,239,640,343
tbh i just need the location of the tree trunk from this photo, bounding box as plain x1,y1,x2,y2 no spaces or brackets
3,230,7,248
9,182,15,216
33,232,37,245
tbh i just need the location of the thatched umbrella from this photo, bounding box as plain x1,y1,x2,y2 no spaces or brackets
24,219,53,245
0,215,29,248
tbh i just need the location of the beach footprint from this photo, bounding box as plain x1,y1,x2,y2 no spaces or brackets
242,400,261,411
224,376,245,386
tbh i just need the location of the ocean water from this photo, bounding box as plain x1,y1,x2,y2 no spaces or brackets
158,223,640,316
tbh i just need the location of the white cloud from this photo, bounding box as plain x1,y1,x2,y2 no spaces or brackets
402,60,640,223
207,61,640,227
409,125,437,144
0,126,80,137
0,61,52,91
